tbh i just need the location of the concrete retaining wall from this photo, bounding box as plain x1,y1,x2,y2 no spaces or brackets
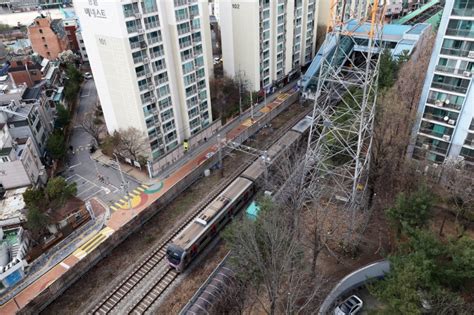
17,93,299,314
318,260,391,314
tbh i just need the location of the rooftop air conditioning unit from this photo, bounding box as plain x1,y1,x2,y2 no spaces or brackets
422,144,429,150
143,57,149,64
146,73,152,78
138,29,145,34
448,119,456,125
435,100,443,107
469,51,474,58
442,135,451,141
463,71,472,77
134,13,142,18
150,96,156,102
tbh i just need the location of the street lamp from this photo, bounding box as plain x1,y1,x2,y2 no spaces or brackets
113,153,134,216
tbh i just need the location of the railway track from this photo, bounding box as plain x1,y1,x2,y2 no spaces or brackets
88,104,312,315
128,268,178,314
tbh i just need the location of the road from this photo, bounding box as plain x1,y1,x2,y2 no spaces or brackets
63,79,142,206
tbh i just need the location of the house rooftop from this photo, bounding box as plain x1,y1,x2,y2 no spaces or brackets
48,197,85,222
0,187,27,227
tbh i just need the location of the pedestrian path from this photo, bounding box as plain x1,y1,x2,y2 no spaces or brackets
109,184,150,212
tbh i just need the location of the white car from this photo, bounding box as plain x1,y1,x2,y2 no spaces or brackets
334,295,363,315
84,72,93,80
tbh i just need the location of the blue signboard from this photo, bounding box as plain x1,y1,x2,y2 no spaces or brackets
4,269,23,288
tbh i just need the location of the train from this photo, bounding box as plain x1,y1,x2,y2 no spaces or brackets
166,116,313,272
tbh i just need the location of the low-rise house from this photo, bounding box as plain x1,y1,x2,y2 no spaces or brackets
0,123,46,189
8,57,43,88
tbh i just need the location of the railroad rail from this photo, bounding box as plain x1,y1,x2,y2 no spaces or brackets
128,268,178,314
88,162,251,315
88,104,312,315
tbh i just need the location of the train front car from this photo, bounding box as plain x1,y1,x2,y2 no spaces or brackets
166,243,186,272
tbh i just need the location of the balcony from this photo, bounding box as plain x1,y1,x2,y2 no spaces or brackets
435,65,473,77
445,28,474,38
415,140,449,155
440,47,474,58
150,50,164,59
418,127,453,141
179,41,192,49
145,21,159,30
147,36,161,45
422,112,457,126
426,98,462,111
431,82,468,94
155,76,168,85
178,26,191,35
451,7,474,17
133,55,144,64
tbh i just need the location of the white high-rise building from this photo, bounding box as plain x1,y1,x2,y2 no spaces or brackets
219,0,319,92
75,0,214,161
412,0,474,166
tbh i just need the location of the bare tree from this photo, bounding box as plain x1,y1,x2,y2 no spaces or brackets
81,112,105,145
440,158,474,233
370,34,435,207
116,127,149,162
223,197,327,315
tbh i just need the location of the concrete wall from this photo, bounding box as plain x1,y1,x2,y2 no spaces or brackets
318,260,391,314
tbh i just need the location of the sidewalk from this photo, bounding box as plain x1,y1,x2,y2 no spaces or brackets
155,80,300,180
91,151,151,184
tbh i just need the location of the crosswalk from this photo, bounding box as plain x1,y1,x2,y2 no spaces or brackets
109,184,149,212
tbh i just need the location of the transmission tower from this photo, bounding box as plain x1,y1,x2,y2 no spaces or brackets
303,0,386,211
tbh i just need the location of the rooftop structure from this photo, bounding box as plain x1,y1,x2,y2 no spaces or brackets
0,187,27,228
301,20,431,96
0,226,29,290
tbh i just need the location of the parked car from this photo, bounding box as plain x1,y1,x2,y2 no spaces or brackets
84,72,93,80
334,295,363,315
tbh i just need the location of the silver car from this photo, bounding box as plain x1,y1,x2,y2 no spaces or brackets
334,295,363,315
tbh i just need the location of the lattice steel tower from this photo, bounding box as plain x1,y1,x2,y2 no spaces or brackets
304,0,386,211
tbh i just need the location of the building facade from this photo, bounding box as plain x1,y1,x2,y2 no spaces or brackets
8,57,43,88
412,0,474,167
62,17,80,52
27,16,70,60
0,123,46,189
219,0,319,92
75,0,214,161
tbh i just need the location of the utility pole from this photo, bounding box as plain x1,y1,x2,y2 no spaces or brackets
217,134,223,177
238,71,243,119
113,153,133,215
250,90,254,121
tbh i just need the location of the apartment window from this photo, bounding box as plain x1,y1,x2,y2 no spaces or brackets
175,8,188,21
189,4,199,16
192,31,202,43
195,56,204,68
39,29,43,33
161,108,174,121
177,22,191,35
44,44,48,48
157,84,170,98
184,73,196,86
47,52,51,56
196,68,205,78
182,61,194,74
188,107,199,119
192,18,200,30
159,96,172,110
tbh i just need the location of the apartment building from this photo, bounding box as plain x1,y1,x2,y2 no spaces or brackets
74,0,214,161
412,0,474,167
219,0,319,92
27,15,70,60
